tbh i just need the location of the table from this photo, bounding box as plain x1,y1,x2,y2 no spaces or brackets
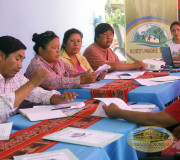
6,97,160,160
6,99,139,160
59,71,180,110
128,72,180,110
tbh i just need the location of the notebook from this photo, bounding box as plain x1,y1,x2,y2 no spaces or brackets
160,46,180,68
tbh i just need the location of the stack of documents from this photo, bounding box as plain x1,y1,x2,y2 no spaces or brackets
19,102,85,121
133,76,180,86
104,71,145,79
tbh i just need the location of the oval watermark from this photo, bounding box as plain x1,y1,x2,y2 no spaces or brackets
127,126,174,153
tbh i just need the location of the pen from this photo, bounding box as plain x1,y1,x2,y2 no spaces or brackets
128,102,137,105
51,106,71,110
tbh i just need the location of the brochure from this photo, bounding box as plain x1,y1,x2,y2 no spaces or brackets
43,127,123,148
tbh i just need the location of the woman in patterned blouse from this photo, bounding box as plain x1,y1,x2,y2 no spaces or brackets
25,31,98,90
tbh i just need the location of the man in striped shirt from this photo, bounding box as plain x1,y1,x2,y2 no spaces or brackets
0,36,77,123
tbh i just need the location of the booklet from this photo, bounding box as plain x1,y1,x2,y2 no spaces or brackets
0,122,13,140
43,127,123,148
19,102,85,121
13,149,79,160
80,83,106,89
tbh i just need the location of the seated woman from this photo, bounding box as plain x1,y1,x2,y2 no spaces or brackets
164,21,180,61
60,28,107,79
25,31,97,90
60,28,93,72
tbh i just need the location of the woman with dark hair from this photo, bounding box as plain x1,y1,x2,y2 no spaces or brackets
83,23,145,72
60,28,93,72
164,21,180,61
25,31,97,90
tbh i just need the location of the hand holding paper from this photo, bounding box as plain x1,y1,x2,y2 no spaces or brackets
95,64,111,73
95,64,111,80
92,98,154,118
92,98,132,117
80,69,97,84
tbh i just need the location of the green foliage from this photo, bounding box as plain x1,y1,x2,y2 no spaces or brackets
146,25,167,42
105,8,125,26
110,0,124,3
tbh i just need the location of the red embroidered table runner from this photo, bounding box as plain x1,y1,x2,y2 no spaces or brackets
0,99,103,159
0,71,169,159
90,71,169,103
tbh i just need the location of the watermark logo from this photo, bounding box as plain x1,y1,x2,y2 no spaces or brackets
127,126,174,153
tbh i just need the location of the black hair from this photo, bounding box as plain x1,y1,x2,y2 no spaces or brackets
61,28,83,50
0,36,26,58
94,23,114,42
32,31,59,54
170,21,180,32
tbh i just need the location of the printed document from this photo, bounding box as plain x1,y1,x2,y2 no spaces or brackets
80,83,106,89
19,102,85,121
0,122,13,140
43,127,123,148
105,71,145,79
133,76,180,86
13,149,79,160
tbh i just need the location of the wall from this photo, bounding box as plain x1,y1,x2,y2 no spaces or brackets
0,0,106,73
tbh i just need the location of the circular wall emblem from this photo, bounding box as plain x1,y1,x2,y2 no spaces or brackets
127,126,174,153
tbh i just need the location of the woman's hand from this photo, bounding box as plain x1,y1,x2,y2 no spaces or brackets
96,70,108,81
80,70,98,84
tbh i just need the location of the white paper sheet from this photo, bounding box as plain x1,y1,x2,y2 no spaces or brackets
92,98,132,117
19,102,85,121
33,102,85,109
80,83,106,89
133,76,180,86
43,127,123,148
105,71,145,79
95,64,111,80
129,104,156,109
13,149,79,160
95,64,111,73
0,122,13,140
